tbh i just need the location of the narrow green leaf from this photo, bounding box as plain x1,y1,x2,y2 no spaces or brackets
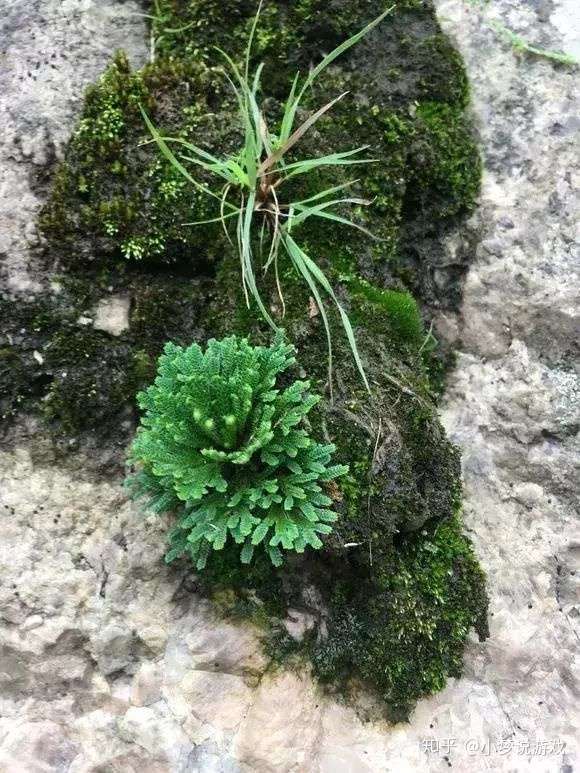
245,0,264,84
176,155,236,186
279,73,300,144
291,180,359,207
152,135,226,167
257,92,349,177
181,209,241,227
293,202,379,240
299,6,395,98
283,234,334,401
241,191,278,331
299,248,370,393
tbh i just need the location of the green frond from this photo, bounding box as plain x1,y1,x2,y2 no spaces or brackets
127,335,347,569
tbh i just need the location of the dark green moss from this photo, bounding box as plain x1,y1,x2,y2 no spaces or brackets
413,34,471,107
40,52,235,266
310,514,489,721
0,294,68,425
347,279,424,344
0,271,213,442
0,345,27,422
42,328,135,434
406,101,482,221
41,0,480,310
0,0,489,719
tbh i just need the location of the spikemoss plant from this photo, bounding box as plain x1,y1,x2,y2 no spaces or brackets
127,334,348,569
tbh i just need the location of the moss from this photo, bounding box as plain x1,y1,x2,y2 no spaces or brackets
40,52,235,266
41,0,480,306
1,0,489,718
310,514,489,720
347,278,424,344
42,328,136,434
0,294,65,426
413,34,471,107
405,101,482,221
423,338,458,398
0,346,26,422
0,270,213,441
128,277,211,353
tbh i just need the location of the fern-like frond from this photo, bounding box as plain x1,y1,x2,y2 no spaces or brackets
126,334,347,569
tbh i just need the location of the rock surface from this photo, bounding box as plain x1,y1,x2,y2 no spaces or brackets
0,2,579,772
0,0,147,293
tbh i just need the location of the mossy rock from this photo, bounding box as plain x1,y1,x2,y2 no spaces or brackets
0,274,212,443
40,0,479,311
1,0,488,718
308,514,489,721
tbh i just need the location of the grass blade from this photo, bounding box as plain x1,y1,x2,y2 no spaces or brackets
149,135,227,167
282,151,376,180
299,6,395,99
298,244,370,392
236,197,249,306
279,73,300,145
277,6,394,145
178,154,234,183
291,180,359,206
245,0,264,83
223,158,251,186
182,209,241,227
284,234,370,393
258,92,349,177
283,234,334,402
220,184,235,245
241,191,278,331
264,184,282,271
292,200,379,240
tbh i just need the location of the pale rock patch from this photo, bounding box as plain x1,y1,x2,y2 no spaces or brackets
92,295,132,337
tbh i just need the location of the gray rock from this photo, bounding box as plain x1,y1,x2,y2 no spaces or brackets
91,622,135,676
0,0,147,292
92,296,131,337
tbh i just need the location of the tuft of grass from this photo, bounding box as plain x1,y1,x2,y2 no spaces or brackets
140,2,395,398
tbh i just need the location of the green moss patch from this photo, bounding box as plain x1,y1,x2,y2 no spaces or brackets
310,514,489,721
41,1,479,300
0,273,212,441
1,0,488,719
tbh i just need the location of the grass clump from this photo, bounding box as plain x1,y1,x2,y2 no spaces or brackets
127,333,348,569
142,3,396,393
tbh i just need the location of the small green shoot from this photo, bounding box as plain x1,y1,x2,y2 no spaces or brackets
140,3,395,397
135,0,194,63
464,0,578,66
489,20,578,66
